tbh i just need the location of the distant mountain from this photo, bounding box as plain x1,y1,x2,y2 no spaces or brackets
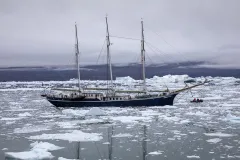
0,61,239,81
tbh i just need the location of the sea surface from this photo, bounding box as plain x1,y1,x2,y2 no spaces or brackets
0,75,240,159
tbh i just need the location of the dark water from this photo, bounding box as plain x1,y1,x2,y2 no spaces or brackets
0,78,240,160
1,62,240,82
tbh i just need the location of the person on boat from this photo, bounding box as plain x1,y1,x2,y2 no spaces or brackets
193,98,196,102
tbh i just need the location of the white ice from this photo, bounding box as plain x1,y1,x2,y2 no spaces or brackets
85,107,105,116
5,141,63,160
148,151,163,155
187,155,200,159
29,130,102,142
206,138,222,144
204,132,236,137
112,133,133,138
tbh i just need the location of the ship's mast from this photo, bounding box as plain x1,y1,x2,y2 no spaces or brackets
106,16,113,91
75,23,81,92
141,19,146,92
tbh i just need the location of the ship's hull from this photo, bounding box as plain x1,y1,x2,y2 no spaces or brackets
46,93,178,108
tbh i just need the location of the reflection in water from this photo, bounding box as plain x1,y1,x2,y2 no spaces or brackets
142,125,147,160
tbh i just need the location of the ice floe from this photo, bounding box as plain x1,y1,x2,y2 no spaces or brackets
204,132,236,137
110,116,152,123
186,111,209,117
14,125,51,134
29,130,102,142
58,157,77,160
18,112,32,117
148,150,163,155
225,113,240,123
206,138,222,143
112,133,133,138
187,155,200,159
5,141,63,160
85,107,105,116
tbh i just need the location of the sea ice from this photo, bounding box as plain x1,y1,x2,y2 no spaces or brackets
148,151,163,155
85,107,105,116
206,138,222,143
112,133,133,138
29,130,102,142
187,155,200,159
186,111,209,117
14,125,51,134
18,112,32,117
111,116,152,123
5,141,63,160
204,132,236,137
58,157,77,160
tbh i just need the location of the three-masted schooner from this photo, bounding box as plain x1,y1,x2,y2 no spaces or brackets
42,17,207,108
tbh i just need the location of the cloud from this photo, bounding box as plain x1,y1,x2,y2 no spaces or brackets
0,0,240,67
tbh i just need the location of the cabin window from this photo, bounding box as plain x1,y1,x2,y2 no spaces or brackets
109,98,111,100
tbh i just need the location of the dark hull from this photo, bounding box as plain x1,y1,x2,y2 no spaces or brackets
46,93,178,108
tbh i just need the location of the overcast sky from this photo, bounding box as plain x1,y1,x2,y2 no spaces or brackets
1,0,240,68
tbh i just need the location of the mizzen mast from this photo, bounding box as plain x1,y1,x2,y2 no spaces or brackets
106,16,113,92
75,23,81,92
141,19,146,92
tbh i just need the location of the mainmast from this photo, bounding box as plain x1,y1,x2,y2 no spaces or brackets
141,19,146,92
106,16,113,91
75,23,81,92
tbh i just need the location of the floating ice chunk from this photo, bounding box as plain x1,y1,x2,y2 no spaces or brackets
204,132,236,137
148,150,163,155
1,117,23,121
2,148,8,151
187,155,200,159
18,112,32,117
224,113,240,123
159,115,180,122
5,150,53,160
29,130,102,142
186,111,209,117
222,104,240,107
5,109,38,112
111,116,152,123
30,141,64,151
62,109,88,117
103,142,110,144
179,119,191,124
226,113,240,120
140,109,160,116
115,76,135,83
5,141,63,160
150,105,177,109
85,107,105,116
80,118,108,124
112,133,133,138
58,157,77,160
203,96,224,100
206,138,222,143
14,125,50,134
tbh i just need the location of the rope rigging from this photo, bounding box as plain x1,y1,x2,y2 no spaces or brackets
145,26,190,63
96,39,106,64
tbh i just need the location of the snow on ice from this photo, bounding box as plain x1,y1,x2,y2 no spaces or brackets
5,141,63,160
206,138,222,144
29,130,103,142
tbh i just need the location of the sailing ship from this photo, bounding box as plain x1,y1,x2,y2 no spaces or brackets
42,17,207,108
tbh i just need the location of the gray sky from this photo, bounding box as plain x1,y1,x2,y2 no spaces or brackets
1,0,240,68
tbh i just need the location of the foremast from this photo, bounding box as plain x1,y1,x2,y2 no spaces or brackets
141,19,147,92
75,23,81,92
106,16,114,94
